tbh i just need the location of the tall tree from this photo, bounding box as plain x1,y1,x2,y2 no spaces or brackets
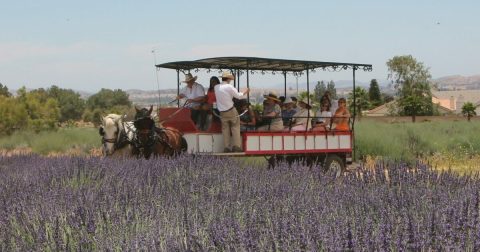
327,80,337,99
368,79,382,107
24,89,60,132
84,88,131,124
461,102,477,122
0,95,28,134
387,55,433,122
348,87,370,118
0,83,11,97
86,88,131,110
47,85,86,122
313,81,326,103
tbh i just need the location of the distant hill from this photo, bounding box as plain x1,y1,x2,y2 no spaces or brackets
433,75,480,90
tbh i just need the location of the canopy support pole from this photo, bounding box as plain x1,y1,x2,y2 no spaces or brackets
237,69,240,92
176,70,180,108
306,68,310,131
283,71,287,98
352,67,357,161
246,63,250,103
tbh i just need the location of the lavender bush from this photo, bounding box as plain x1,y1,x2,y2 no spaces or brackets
1,155,479,251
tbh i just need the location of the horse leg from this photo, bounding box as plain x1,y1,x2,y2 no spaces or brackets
180,136,188,153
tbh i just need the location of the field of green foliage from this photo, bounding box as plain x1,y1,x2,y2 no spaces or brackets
1,119,480,171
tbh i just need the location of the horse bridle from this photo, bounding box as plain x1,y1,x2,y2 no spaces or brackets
99,126,120,152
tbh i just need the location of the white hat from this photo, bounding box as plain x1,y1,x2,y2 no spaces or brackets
299,97,312,108
284,97,294,104
182,73,197,83
220,71,235,80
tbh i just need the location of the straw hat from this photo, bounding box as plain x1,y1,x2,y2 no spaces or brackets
182,73,197,83
220,71,235,80
263,91,281,102
299,97,312,109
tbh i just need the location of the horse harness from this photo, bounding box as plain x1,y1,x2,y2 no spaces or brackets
132,116,176,157
100,122,135,151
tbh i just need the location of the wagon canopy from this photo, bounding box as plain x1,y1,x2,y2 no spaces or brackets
156,56,372,72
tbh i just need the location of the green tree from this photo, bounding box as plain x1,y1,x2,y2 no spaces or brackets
297,91,315,104
24,89,60,132
382,93,395,103
47,85,86,122
368,79,382,107
86,88,131,110
313,81,326,103
462,102,477,122
327,80,337,99
387,55,433,122
84,88,132,124
348,87,370,118
0,96,28,134
0,83,11,97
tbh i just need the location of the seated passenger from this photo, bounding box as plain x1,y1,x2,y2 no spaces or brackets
237,100,256,131
177,73,208,130
286,97,313,131
203,76,221,124
282,97,297,127
257,92,283,131
332,98,350,131
312,100,332,131
291,96,298,110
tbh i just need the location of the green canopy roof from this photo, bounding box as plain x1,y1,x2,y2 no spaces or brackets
156,56,372,72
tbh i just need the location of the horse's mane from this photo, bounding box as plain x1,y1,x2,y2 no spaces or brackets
105,114,122,123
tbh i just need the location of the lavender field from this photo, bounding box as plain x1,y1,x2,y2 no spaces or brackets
1,155,480,251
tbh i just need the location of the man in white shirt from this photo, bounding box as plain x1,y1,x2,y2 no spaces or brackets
214,72,249,152
177,73,207,130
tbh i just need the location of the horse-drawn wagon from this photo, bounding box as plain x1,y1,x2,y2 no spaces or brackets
156,57,372,173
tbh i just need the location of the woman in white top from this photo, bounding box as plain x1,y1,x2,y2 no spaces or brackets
312,100,332,131
287,97,313,131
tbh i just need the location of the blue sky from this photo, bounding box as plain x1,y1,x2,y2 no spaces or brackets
1,0,479,92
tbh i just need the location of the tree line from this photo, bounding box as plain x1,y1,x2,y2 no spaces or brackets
0,85,131,135
304,55,476,122
1,55,476,134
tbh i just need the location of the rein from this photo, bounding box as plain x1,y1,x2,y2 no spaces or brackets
158,107,186,124
158,100,190,124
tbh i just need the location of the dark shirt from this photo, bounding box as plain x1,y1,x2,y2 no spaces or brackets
282,108,297,126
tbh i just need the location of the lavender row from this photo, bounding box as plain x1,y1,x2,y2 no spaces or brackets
1,155,479,251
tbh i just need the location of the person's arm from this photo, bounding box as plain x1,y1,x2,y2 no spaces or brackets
188,96,206,103
186,85,206,103
228,86,249,99
264,111,276,117
265,104,281,117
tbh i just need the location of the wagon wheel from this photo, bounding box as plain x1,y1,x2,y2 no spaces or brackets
324,155,345,178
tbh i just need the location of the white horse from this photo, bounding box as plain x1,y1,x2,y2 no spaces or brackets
99,114,135,157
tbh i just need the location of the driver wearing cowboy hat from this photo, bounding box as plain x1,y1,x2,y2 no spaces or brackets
214,71,249,153
177,73,208,130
